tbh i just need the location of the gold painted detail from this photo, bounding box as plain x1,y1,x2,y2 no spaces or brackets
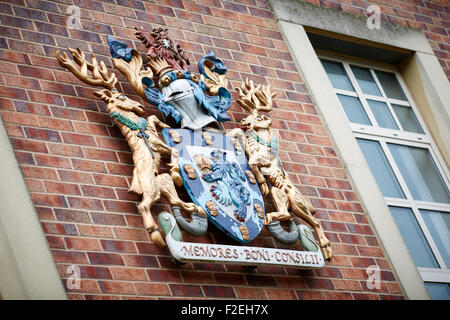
202,131,213,145
206,201,218,216
240,225,250,241
169,129,182,143
194,155,211,172
232,137,242,151
254,203,264,219
183,164,197,180
200,62,228,96
245,170,256,184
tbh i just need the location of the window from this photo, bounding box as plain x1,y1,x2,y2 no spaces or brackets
321,57,450,299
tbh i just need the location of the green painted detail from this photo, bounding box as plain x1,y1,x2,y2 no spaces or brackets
298,224,319,252
249,131,285,175
111,112,147,131
249,131,278,152
158,212,183,242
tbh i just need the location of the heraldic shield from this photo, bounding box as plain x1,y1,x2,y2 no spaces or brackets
162,129,265,243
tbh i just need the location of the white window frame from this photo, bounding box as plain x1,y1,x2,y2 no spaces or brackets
319,53,450,285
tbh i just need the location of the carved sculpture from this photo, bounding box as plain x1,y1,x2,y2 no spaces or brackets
228,79,333,261
55,48,205,248
55,24,332,267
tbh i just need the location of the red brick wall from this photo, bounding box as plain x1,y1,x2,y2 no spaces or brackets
2,0,446,300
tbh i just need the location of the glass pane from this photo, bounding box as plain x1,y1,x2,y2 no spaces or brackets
389,206,439,268
366,100,399,130
357,139,405,198
388,144,450,203
350,65,381,96
420,210,450,267
375,71,407,100
392,104,424,134
425,283,450,300
321,59,354,91
337,95,371,125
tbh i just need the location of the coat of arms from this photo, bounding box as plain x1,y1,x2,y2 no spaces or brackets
56,25,332,268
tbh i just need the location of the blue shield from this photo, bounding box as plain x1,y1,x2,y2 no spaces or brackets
162,129,265,243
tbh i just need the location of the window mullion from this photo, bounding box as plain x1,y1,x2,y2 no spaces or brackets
418,268,450,283
379,140,414,202
333,88,358,97
370,69,405,132
410,205,448,269
342,62,379,128
414,201,450,212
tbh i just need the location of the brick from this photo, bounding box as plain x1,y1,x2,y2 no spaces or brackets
93,174,128,188
32,193,67,207
65,237,102,251
114,227,149,241
123,255,158,268
48,143,83,157
62,132,97,147
135,283,170,296
235,287,266,299
58,170,94,184
214,273,246,285
35,154,72,169
240,43,267,56
83,148,118,162
51,107,85,121
45,181,81,195
98,281,136,295
296,290,325,300
72,158,106,173
52,250,88,264
28,91,63,105
245,275,276,287
46,235,65,249
181,271,215,284
79,266,112,280
147,269,182,282
136,242,168,255
101,239,137,253
88,252,124,265
103,200,137,214
0,86,28,100
54,209,90,223
67,197,104,211
81,185,116,199
169,284,203,297
78,225,114,238
265,288,297,300
202,285,236,298
111,267,147,281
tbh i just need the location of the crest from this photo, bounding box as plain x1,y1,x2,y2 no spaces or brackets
162,129,265,243
55,24,332,269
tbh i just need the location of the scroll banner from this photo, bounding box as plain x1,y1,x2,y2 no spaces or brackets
161,212,325,269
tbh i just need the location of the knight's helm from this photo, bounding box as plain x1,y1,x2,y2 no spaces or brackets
162,79,216,130
162,78,194,103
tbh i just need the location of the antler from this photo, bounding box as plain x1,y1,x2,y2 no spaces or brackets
236,78,276,114
56,48,117,90
112,49,153,101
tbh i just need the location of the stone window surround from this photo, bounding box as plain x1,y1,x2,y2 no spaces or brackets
268,0,450,300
